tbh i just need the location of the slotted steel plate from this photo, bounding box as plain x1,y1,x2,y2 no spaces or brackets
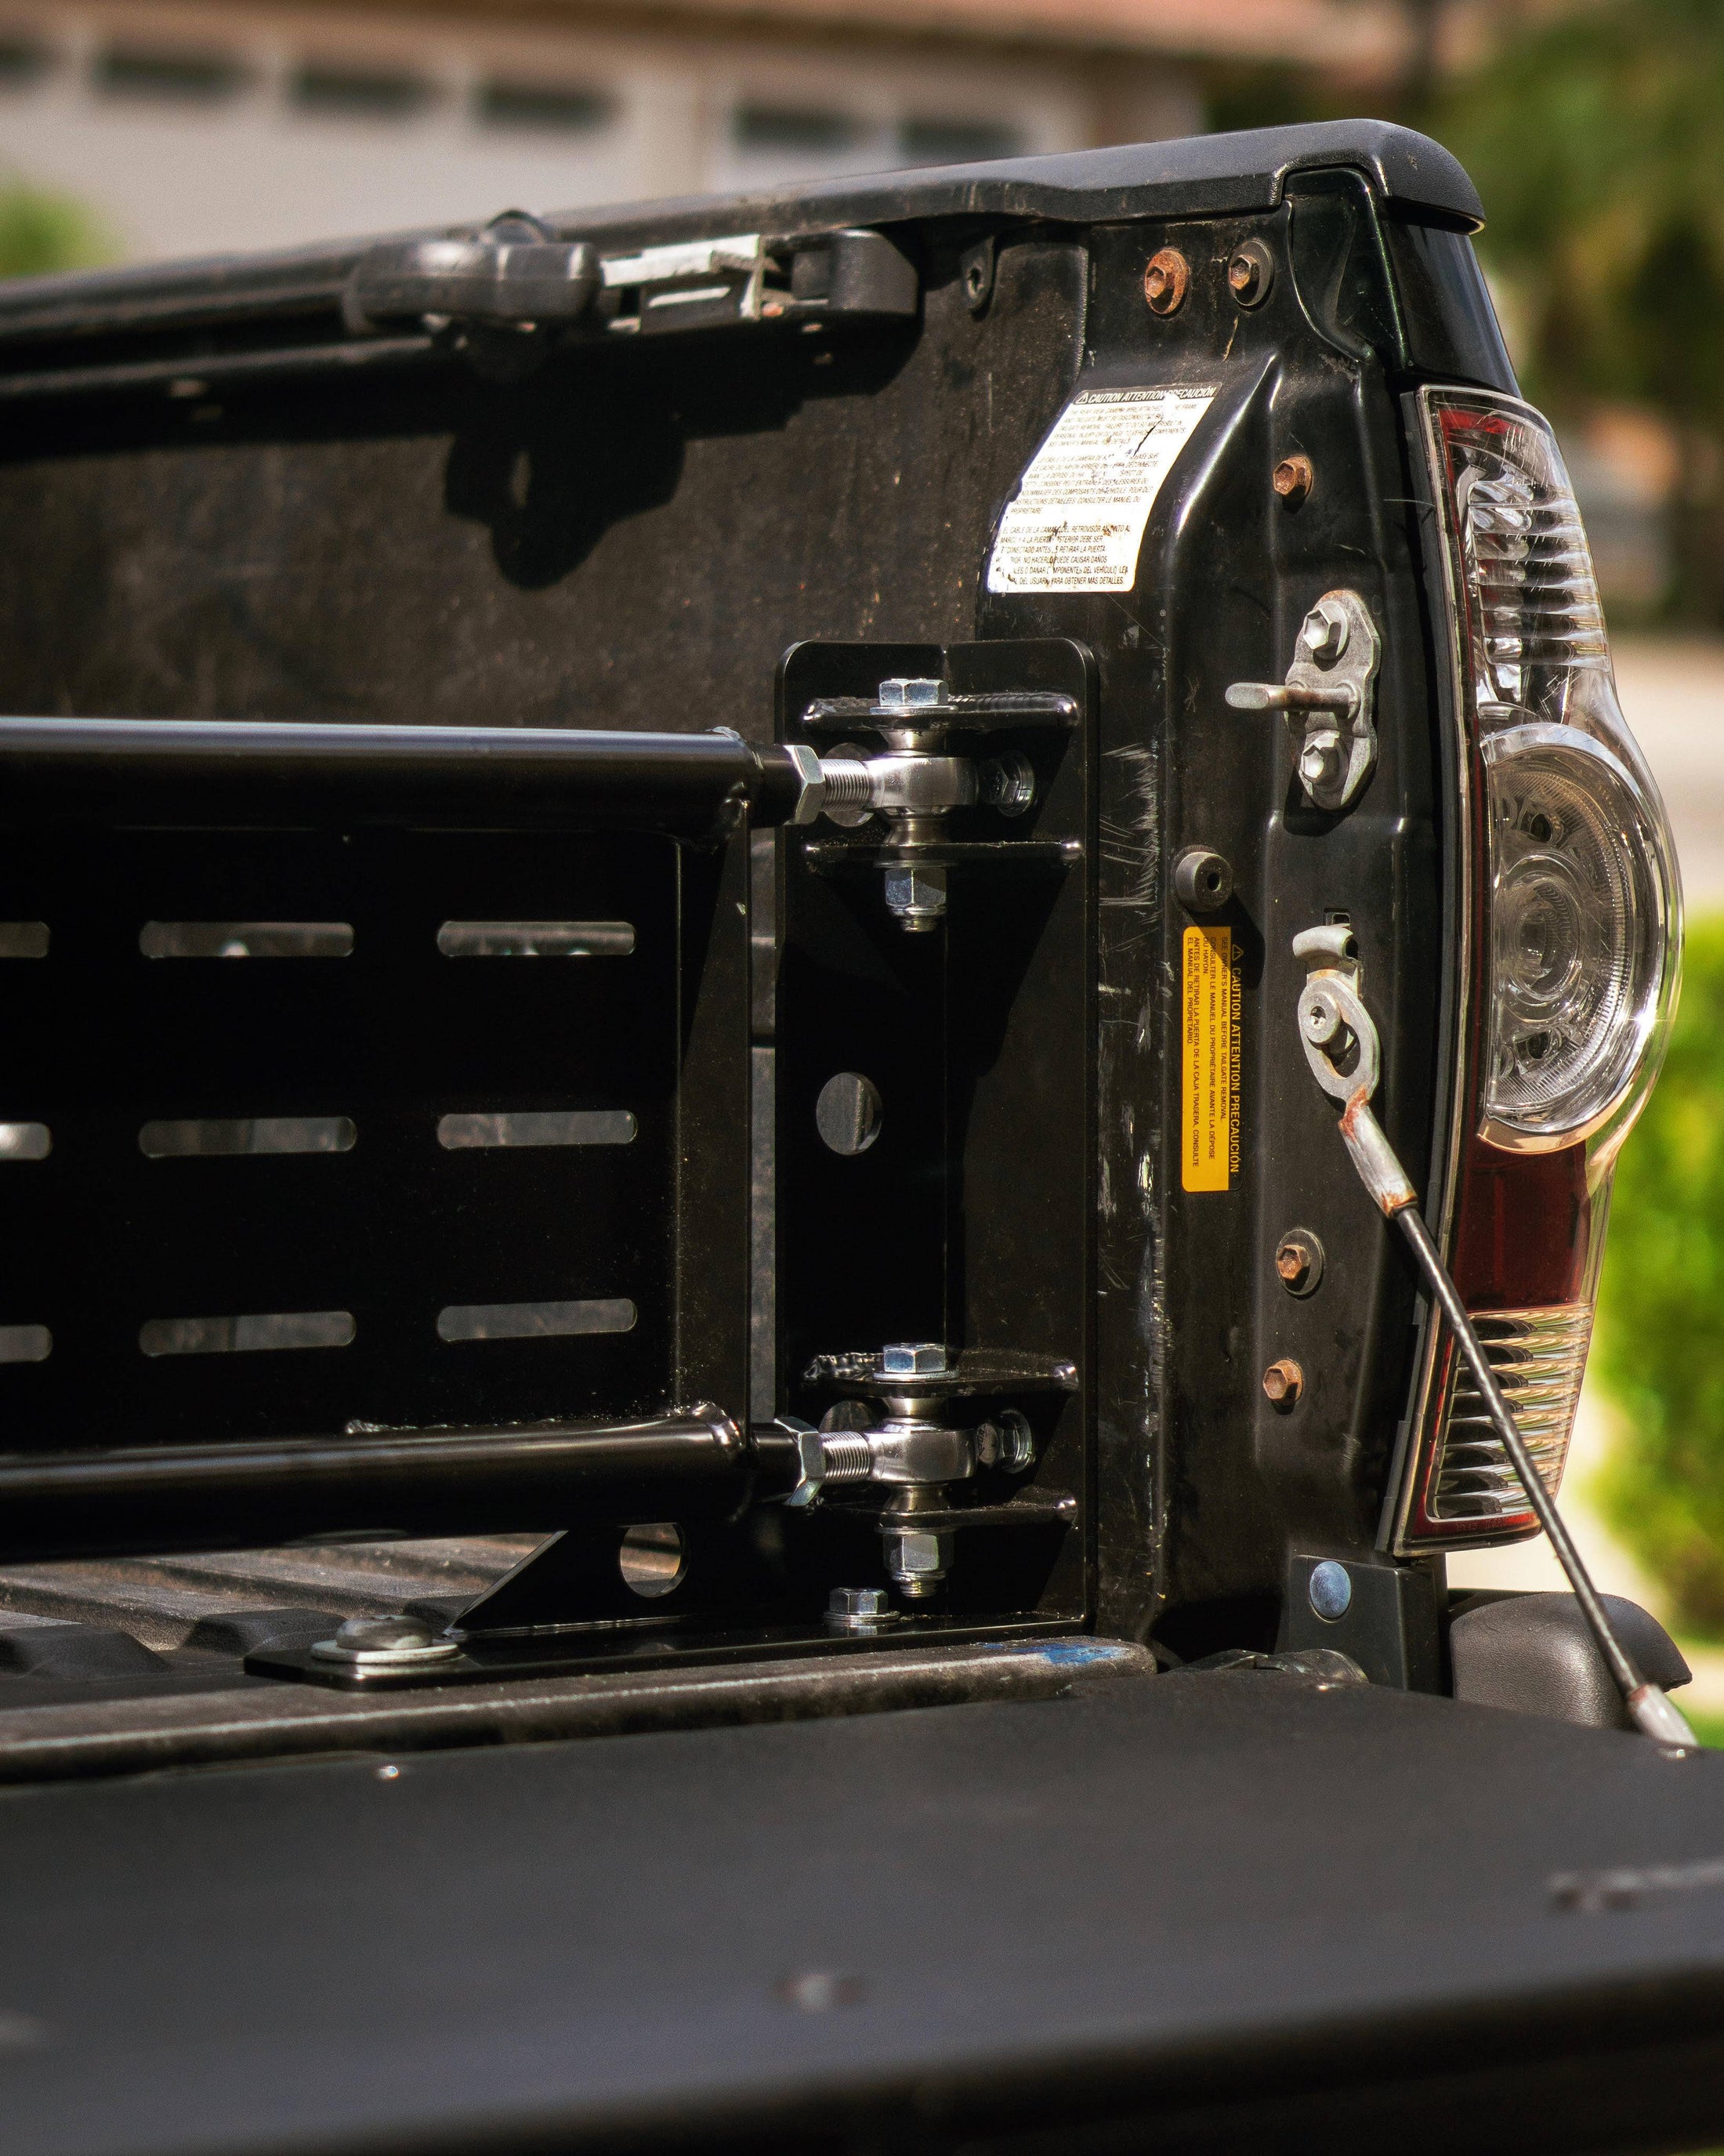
0,827,679,1451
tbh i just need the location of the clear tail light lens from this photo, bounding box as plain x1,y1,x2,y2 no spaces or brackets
1389,390,1681,1553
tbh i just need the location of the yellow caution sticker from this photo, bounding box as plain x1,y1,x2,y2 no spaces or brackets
1181,925,1241,1193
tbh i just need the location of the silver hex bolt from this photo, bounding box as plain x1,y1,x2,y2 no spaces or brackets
884,1527,954,1598
1299,598,1350,668
881,1343,947,1379
876,676,950,716
975,1409,1035,1471
824,1587,900,1633
1298,730,1345,795
883,862,947,931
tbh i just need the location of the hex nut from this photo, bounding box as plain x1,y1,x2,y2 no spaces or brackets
1227,239,1274,307
1173,846,1233,914
1273,455,1314,508
1262,1358,1304,1407
1143,248,1189,316
979,750,1036,817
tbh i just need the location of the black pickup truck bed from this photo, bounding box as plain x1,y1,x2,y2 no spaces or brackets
0,114,1712,2154
7,1669,1724,2156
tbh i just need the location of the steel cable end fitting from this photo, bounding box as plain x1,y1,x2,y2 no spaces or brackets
1291,926,1415,1217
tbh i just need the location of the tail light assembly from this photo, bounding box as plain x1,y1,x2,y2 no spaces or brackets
1388,390,1682,1554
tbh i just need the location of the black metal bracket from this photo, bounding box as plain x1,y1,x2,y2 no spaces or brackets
770,636,1097,1629
345,219,601,333
342,212,919,382
0,721,762,1564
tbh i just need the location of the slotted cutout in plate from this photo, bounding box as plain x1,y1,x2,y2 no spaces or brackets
0,828,682,1451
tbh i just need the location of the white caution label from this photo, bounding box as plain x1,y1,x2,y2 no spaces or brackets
986,383,1218,595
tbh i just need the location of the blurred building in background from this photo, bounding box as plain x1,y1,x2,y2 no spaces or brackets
0,0,1423,258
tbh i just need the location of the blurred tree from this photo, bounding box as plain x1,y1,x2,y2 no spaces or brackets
1594,918,1724,1636
0,182,113,277
1435,0,1724,618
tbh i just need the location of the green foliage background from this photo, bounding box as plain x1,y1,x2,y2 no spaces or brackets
1594,920,1724,1635
1208,0,1724,619
0,182,112,279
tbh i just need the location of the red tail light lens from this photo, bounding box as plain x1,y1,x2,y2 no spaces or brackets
1388,390,1682,1554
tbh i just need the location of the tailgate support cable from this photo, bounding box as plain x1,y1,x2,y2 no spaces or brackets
1293,926,1697,1748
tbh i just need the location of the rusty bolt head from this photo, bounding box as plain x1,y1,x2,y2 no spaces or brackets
1143,248,1189,316
1272,455,1314,508
1275,1230,1324,1297
1262,1357,1304,1406
1226,240,1273,307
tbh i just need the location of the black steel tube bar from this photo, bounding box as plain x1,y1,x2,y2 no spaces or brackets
0,716,806,837
0,1411,765,1561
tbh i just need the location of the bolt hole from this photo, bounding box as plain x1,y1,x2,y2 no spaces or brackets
815,1071,882,1155
506,447,532,512
618,1521,686,1598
